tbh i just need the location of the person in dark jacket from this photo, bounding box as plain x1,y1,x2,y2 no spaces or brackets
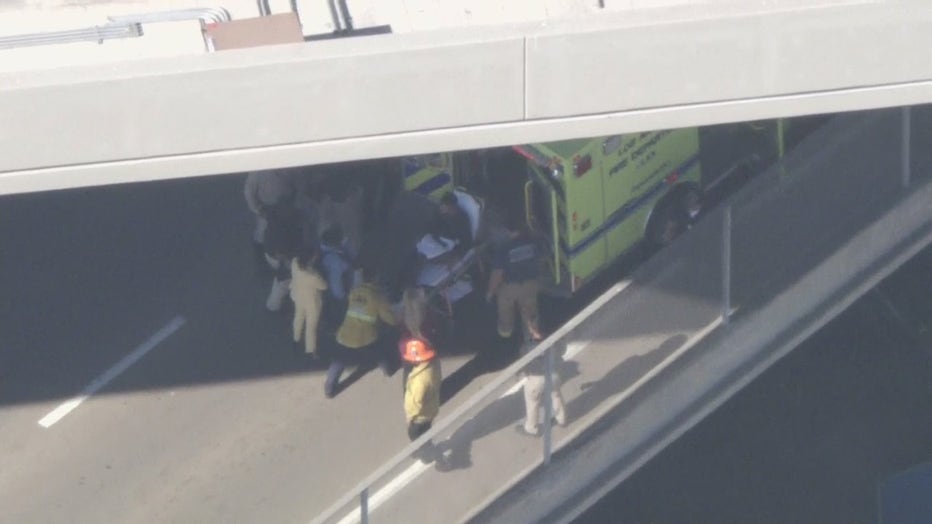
432,191,473,255
319,226,353,331
244,169,295,273
263,202,302,312
485,214,544,343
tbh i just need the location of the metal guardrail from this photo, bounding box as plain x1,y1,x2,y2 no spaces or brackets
312,248,658,523
0,23,143,50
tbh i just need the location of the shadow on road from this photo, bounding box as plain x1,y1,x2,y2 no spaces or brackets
567,333,688,420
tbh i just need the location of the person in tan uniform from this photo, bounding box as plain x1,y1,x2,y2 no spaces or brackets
290,248,327,357
325,267,398,398
401,337,441,441
515,334,567,437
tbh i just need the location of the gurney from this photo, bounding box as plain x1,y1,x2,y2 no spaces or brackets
415,189,484,315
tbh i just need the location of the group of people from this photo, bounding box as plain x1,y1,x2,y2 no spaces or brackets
244,168,446,441
244,166,565,445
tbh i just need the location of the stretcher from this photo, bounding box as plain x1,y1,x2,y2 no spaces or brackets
415,189,484,315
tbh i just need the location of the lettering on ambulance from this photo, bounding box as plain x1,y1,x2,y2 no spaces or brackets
631,160,672,194
630,131,671,164
562,154,700,258
608,131,672,177
609,157,628,177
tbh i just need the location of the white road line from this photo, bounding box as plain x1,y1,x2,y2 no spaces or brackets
38,316,186,429
335,461,431,524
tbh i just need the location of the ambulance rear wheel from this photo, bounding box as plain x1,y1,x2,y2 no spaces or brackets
646,204,681,248
646,187,700,248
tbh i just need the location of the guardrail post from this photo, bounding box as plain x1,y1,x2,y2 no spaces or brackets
360,488,369,524
722,205,732,325
901,106,912,189
543,345,554,466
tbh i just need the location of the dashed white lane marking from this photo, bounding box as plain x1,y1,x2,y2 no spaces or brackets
334,461,431,524
38,316,186,429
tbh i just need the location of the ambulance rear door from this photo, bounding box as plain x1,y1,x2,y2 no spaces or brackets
532,139,607,289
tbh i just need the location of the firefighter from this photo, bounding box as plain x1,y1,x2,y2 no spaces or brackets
401,337,441,442
325,266,398,398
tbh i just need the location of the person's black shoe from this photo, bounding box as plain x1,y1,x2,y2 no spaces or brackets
379,361,395,377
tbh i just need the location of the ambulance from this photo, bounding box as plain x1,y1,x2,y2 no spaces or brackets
511,128,702,295
397,130,703,298
394,116,824,298
508,115,826,297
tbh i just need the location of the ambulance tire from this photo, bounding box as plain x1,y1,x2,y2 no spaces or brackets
645,186,700,249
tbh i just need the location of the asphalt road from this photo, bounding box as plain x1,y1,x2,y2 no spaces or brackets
2,107,929,524
578,245,932,523
0,173,511,523
0,167,652,523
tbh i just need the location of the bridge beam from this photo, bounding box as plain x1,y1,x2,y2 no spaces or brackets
2,1,932,194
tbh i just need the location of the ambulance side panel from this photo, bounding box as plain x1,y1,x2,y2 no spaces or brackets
602,128,701,261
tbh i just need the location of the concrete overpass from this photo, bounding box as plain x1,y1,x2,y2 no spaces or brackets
2,0,932,195
3,1,932,523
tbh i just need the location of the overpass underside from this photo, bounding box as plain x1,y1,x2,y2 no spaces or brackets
2,1,932,194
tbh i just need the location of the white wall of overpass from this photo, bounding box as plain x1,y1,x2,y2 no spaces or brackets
1,0,930,194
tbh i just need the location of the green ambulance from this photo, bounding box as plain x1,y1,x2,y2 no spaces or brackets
513,127,704,296
400,118,819,297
